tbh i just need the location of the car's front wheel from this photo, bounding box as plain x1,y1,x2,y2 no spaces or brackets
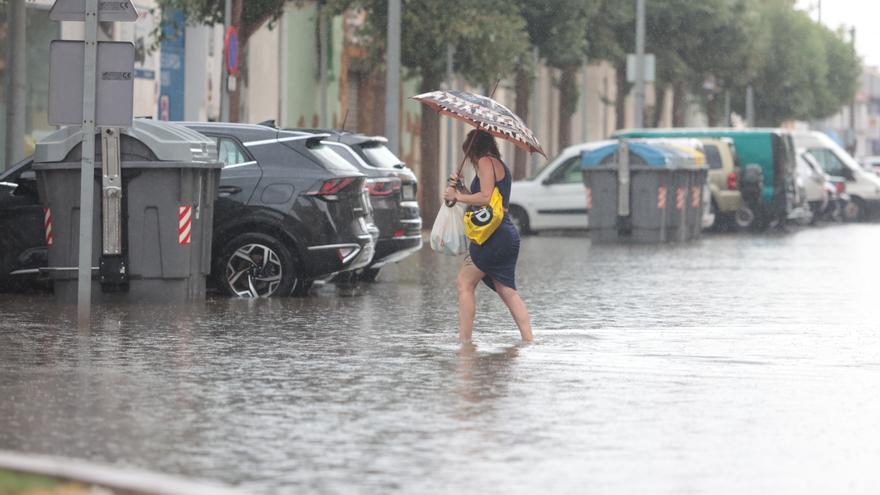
216,233,300,298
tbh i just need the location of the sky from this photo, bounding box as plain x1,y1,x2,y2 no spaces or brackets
796,0,880,67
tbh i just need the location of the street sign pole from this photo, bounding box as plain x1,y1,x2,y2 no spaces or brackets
77,0,99,326
634,0,646,129
221,0,231,122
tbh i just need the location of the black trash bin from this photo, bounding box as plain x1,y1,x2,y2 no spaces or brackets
33,119,220,303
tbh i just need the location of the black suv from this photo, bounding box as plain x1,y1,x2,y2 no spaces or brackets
0,123,378,298
182,122,377,297
287,128,421,281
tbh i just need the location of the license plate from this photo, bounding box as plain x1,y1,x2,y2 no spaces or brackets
402,183,416,200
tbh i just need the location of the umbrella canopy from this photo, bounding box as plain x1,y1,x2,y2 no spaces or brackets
412,90,545,157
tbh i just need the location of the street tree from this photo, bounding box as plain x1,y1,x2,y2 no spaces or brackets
357,0,529,226
515,0,598,160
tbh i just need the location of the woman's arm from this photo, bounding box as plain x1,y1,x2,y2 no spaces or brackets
451,157,496,206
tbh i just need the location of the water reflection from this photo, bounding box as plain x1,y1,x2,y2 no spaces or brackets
2,225,880,493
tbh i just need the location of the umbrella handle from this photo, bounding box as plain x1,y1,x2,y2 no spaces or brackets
444,179,465,207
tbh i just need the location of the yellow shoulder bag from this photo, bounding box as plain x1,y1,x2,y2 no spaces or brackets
464,185,504,245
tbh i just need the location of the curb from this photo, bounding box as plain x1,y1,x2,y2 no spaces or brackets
0,450,244,495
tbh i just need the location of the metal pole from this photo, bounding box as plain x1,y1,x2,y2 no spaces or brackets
530,46,540,174
384,0,401,155
319,1,328,128
746,84,754,127
817,0,822,24
634,0,646,129
78,0,99,326
445,44,454,177
723,90,731,127
4,0,26,168
849,26,856,155
220,0,231,122
581,60,589,142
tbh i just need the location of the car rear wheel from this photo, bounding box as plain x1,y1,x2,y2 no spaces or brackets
508,205,531,235
844,197,866,222
217,233,299,298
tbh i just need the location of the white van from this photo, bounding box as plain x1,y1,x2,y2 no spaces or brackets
794,131,880,220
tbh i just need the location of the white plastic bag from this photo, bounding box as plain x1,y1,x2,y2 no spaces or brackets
430,203,468,256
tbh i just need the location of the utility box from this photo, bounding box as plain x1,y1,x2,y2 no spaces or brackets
33,119,220,303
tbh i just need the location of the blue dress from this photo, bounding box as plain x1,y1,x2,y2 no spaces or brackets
469,160,520,292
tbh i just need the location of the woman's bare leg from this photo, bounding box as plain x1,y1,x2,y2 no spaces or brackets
493,280,534,342
456,262,485,343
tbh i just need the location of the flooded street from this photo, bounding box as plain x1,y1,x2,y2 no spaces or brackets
2,225,880,494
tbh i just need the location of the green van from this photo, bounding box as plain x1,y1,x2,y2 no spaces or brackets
614,128,799,228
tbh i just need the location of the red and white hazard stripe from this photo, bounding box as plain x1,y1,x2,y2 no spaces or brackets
178,205,192,245
691,186,701,208
675,187,686,211
586,187,592,210
43,208,53,246
657,186,667,209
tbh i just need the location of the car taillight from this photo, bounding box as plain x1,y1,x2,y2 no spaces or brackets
365,177,402,197
835,181,845,194
307,177,357,200
727,172,737,190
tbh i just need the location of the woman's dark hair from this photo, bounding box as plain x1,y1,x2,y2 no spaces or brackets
462,129,500,165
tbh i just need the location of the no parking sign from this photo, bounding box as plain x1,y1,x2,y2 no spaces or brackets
225,26,239,76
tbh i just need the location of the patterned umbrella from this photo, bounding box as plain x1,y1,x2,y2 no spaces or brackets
412,89,545,157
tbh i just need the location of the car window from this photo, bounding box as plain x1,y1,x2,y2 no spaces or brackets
807,148,847,176
217,137,249,168
309,144,361,174
360,144,402,169
703,144,723,170
327,143,366,168
548,156,583,184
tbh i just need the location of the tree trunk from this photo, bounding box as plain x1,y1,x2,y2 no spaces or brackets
653,83,666,128
513,67,530,180
557,65,578,150
4,0,26,168
229,0,243,122
615,61,629,130
419,74,442,229
672,81,687,127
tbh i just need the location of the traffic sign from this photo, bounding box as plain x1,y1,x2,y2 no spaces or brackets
225,26,239,76
48,40,135,127
50,0,138,22
626,53,656,83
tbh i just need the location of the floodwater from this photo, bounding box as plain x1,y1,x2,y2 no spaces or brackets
2,225,880,494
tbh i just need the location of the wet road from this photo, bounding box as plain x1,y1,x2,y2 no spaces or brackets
2,225,880,494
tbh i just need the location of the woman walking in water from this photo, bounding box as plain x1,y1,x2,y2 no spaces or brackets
444,130,533,343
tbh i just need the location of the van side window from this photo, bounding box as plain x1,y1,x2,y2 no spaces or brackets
807,148,846,176
703,145,723,170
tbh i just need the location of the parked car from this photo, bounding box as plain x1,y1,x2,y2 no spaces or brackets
182,122,377,296
797,151,831,223
0,157,47,292
0,122,378,298
616,128,803,229
284,127,422,282
861,156,880,176
696,137,743,229
795,130,880,221
509,140,612,233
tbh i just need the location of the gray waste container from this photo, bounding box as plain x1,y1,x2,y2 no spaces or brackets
582,168,620,242
630,167,676,243
582,141,708,243
33,119,220,304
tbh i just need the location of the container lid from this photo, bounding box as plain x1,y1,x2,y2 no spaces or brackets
34,119,218,166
